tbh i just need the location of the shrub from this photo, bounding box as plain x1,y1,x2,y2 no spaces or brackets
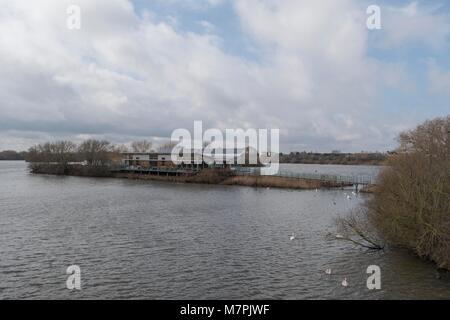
368,116,450,268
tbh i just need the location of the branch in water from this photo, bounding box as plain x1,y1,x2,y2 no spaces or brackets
333,209,385,250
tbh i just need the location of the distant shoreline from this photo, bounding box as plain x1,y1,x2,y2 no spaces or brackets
1,150,388,165
279,161,386,166
28,164,355,191
279,152,387,166
0,158,386,166
0,150,26,161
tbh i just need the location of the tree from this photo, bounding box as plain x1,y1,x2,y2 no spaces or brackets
78,139,111,166
332,209,384,250
131,140,153,153
50,141,76,166
157,141,177,153
108,144,129,164
113,144,130,153
368,115,450,268
26,142,53,163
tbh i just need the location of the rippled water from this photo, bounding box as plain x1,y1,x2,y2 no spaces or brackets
279,163,382,178
1,161,449,299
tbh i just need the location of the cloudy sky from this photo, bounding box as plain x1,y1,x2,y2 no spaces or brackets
0,0,449,152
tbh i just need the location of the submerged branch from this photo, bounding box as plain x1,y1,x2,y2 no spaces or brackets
332,209,385,251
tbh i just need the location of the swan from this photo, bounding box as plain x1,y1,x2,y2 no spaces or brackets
290,233,296,241
342,278,348,287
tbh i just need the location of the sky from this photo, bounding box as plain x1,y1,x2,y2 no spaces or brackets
0,0,449,152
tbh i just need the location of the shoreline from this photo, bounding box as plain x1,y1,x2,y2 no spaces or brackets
114,172,351,190
28,164,354,190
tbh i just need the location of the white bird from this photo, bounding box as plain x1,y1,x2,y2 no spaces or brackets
325,268,332,275
352,191,357,196
290,233,296,241
342,278,348,287
315,189,318,192
335,234,344,239
346,195,351,200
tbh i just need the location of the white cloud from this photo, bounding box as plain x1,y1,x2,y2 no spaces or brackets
372,2,450,49
154,0,225,11
199,20,215,33
427,60,450,96
0,0,447,152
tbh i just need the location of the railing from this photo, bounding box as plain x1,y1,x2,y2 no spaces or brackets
233,167,374,186
112,165,374,186
110,166,202,174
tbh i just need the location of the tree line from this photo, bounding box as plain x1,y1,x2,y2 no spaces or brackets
279,151,388,165
0,150,26,160
24,139,178,166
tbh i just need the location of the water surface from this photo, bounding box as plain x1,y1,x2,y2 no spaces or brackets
0,161,449,299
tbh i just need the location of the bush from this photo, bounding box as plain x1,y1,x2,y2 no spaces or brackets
368,116,450,268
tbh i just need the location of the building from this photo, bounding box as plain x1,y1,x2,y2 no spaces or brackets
120,147,261,171
121,152,175,169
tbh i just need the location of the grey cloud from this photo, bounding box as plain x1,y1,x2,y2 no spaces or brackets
0,0,447,152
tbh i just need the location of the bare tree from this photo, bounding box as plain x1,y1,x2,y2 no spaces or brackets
332,209,384,250
108,144,129,164
26,142,61,163
78,139,111,166
131,140,153,153
113,144,130,153
39,143,53,163
25,145,40,163
51,141,76,166
157,141,177,153
398,116,450,158
368,115,450,268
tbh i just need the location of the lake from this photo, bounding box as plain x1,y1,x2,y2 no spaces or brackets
0,161,449,299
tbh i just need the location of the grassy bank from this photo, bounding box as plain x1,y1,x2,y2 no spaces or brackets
223,175,348,189
114,169,350,189
30,164,349,190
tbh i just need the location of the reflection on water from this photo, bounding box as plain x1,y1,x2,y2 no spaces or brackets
0,161,449,299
